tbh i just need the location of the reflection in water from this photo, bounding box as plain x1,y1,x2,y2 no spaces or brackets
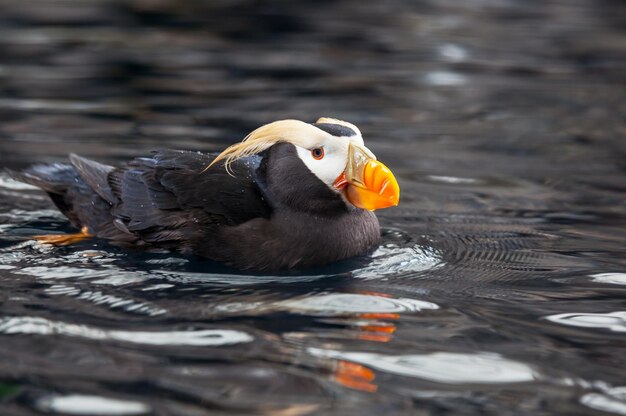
333,361,378,393
36,395,149,416
310,349,537,385
280,292,434,391
0,317,254,346
545,312,626,332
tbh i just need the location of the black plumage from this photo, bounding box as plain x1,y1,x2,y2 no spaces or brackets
312,123,357,137
10,142,380,271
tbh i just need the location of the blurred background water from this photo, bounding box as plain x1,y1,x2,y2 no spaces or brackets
0,0,625,414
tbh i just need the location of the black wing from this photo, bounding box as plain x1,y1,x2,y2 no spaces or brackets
71,150,271,246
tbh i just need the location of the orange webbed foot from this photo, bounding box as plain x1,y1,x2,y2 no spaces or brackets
34,226,93,246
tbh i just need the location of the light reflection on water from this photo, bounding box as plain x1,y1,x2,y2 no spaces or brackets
309,349,537,384
36,395,150,416
590,273,626,286
545,312,626,333
279,293,439,315
352,242,442,279
0,316,254,346
581,387,626,416
424,71,467,86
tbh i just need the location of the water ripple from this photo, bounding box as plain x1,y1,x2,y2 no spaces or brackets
74,289,166,316
309,349,537,384
352,244,441,279
581,387,626,416
155,269,328,285
0,316,254,346
545,311,626,332
428,175,478,184
0,208,64,223
0,176,37,191
16,265,145,283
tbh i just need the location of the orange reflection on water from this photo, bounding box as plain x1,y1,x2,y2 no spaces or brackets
357,311,399,342
357,333,393,342
360,324,396,334
333,310,401,391
334,360,377,393
361,313,400,320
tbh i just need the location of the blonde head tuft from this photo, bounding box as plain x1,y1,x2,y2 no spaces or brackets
205,119,334,173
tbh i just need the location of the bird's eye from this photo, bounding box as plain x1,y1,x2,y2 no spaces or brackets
311,147,325,160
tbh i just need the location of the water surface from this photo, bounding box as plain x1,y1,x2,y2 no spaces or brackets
0,0,625,414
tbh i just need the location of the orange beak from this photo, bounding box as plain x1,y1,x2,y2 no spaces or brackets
333,144,400,211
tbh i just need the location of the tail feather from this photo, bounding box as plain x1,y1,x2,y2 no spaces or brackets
7,163,94,229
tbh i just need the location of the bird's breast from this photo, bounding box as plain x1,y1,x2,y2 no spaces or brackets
214,209,380,271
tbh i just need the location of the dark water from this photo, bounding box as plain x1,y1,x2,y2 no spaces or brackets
1,0,625,414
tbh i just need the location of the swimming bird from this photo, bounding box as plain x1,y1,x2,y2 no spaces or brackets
10,118,400,271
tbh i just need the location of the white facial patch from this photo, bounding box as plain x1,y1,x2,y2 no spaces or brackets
294,129,369,189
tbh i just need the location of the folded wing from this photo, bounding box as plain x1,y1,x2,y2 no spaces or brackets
70,150,271,247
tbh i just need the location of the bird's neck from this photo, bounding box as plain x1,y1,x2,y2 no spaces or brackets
257,144,350,216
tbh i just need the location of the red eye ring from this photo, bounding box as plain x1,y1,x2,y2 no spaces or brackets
311,147,324,160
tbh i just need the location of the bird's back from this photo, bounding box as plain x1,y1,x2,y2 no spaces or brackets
10,150,272,252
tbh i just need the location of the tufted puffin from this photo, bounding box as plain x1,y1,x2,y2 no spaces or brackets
10,118,400,271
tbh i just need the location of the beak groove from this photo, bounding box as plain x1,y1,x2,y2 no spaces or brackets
335,144,400,211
